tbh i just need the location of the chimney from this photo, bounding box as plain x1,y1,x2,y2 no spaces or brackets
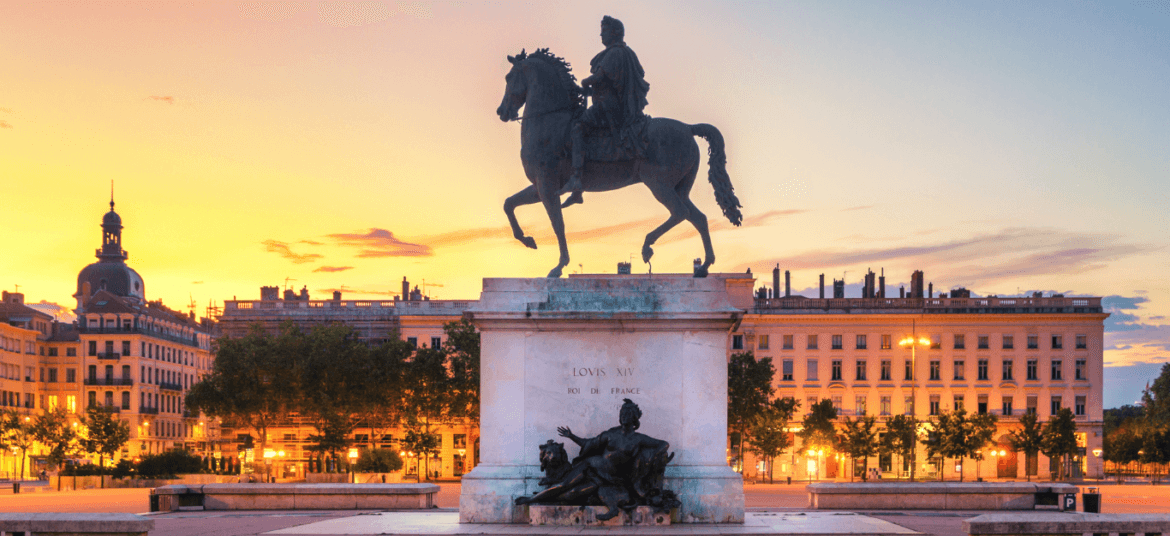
879,268,886,299
819,274,825,299
402,277,410,302
299,286,309,300
772,265,780,299
332,290,342,301
910,270,924,298
260,286,279,301
617,262,632,275
928,283,933,299
833,279,845,299
900,286,905,298
863,269,876,299
2,291,23,305
283,289,296,301
785,270,791,297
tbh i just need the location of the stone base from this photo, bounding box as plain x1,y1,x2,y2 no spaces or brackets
529,505,670,526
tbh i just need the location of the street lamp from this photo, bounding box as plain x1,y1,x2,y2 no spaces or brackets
347,448,359,483
899,319,931,419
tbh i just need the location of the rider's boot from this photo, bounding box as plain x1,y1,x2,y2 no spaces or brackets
560,123,586,207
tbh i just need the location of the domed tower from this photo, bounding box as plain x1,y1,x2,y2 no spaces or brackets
75,197,145,311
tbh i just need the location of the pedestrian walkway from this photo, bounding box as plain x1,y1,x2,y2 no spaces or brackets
262,510,919,535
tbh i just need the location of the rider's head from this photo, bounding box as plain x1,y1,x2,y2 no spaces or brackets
618,398,642,430
601,16,624,46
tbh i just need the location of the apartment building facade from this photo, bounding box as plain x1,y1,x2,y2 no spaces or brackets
733,270,1107,482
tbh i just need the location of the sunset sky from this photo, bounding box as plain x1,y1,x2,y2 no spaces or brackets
1,1,1167,407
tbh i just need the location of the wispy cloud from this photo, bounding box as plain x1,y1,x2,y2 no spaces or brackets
147,96,175,104
841,205,875,212
1105,324,1170,367
734,227,1150,287
314,266,354,273
262,239,323,264
318,1,394,27
327,228,432,257
0,120,11,129
300,240,323,246
191,281,204,285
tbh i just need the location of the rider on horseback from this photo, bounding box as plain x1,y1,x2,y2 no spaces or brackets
560,16,650,207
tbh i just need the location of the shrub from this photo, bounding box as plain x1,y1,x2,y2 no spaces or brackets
137,449,204,478
60,462,105,476
112,459,136,479
354,448,403,473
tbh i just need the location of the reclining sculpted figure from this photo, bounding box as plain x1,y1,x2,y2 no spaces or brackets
514,399,680,521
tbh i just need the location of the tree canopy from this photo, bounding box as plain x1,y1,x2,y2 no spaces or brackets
727,351,774,474
881,414,922,481
747,397,800,483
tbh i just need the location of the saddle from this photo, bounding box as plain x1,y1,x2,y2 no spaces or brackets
582,117,651,162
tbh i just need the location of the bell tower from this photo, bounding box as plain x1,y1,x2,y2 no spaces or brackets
98,192,127,262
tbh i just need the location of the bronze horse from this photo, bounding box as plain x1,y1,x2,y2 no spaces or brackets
496,49,742,278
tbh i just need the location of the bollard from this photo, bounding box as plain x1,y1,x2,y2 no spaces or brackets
787,476,792,485
13,482,20,494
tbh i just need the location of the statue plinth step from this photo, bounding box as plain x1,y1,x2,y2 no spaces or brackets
527,505,672,526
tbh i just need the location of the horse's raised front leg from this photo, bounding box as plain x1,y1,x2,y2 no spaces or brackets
539,180,570,278
504,185,540,250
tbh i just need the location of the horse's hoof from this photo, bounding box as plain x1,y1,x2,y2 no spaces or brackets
694,265,709,278
642,246,654,263
560,191,583,208
520,236,537,249
548,267,563,278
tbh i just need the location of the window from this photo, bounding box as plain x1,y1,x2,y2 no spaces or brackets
978,394,988,414
121,391,130,410
431,337,442,349
832,335,843,350
88,365,97,381
67,395,76,413
977,360,988,381
141,342,145,357
122,341,131,355
1026,396,1038,415
1051,360,1062,381
1002,397,1013,416
904,396,915,415
66,348,76,357
930,335,942,349
855,360,867,381
354,434,370,443
807,397,818,412
953,395,964,412
1076,334,1087,349
929,395,940,415
978,335,989,349
953,360,965,381
121,365,130,380
105,341,114,355
855,396,866,416
407,337,418,348
856,335,867,350
831,360,842,381
954,334,965,349
731,334,744,350
48,395,58,411
88,341,97,356
831,396,842,410
880,396,891,415
1075,396,1086,416
66,368,76,383
88,391,96,407
880,360,891,381
47,347,58,357
806,360,818,381
807,335,818,350
783,335,794,350
1003,335,1014,349
929,360,941,381
758,335,770,350
1027,335,1039,349
1050,396,1062,415
1051,335,1063,350
881,335,892,350
1002,359,1013,380
904,360,914,381
1076,359,1086,380
48,368,58,383
454,434,467,449
1027,359,1038,380
782,360,793,381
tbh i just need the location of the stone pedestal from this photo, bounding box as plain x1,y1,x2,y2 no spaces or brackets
529,505,671,526
458,276,745,524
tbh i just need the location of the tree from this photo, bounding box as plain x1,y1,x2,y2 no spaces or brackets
798,399,838,480
881,414,921,481
401,427,441,482
968,412,999,480
355,448,404,473
32,407,79,470
1142,363,1170,426
1008,412,1044,481
839,415,879,481
443,319,481,426
0,410,34,479
354,337,411,453
298,324,369,472
728,351,774,474
187,322,302,467
402,345,455,481
1040,408,1078,481
926,409,973,481
747,397,800,483
81,405,130,476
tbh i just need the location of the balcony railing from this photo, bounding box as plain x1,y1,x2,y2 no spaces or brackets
87,404,121,413
96,352,121,360
78,326,201,348
159,382,183,391
139,407,159,415
84,377,134,386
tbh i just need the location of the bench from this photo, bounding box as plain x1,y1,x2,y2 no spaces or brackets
965,513,1170,536
807,482,1080,510
150,483,440,511
0,513,153,536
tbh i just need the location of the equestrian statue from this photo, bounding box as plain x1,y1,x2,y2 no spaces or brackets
496,16,742,278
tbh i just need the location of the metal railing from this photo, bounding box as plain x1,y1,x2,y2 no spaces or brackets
96,352,121,360
84,377,133,386
159,382,183,391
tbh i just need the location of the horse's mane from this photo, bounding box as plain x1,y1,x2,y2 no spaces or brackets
519,48,586,111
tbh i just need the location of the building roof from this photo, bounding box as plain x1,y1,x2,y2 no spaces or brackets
83,289,205,331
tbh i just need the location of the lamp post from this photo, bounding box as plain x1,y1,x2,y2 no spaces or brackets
899,323,931,478
1092,448,1103,481
347,448,359,483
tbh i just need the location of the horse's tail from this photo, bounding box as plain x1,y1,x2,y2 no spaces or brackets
690,123,742,226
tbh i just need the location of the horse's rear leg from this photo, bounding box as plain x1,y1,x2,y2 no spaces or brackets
504,185,540,250
640,181,689,265
681,197,715,277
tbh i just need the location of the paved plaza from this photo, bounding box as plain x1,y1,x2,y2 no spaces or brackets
2,481,1170,535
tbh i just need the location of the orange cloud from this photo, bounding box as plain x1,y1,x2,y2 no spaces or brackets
148,96,175,104
262,239,323,264
327,228,432,258
0,120,11,129
314,266,354,273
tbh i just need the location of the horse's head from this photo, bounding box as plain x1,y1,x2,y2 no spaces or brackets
497,49,528,122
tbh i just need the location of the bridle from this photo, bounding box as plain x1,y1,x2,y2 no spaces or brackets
505,105,577,123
